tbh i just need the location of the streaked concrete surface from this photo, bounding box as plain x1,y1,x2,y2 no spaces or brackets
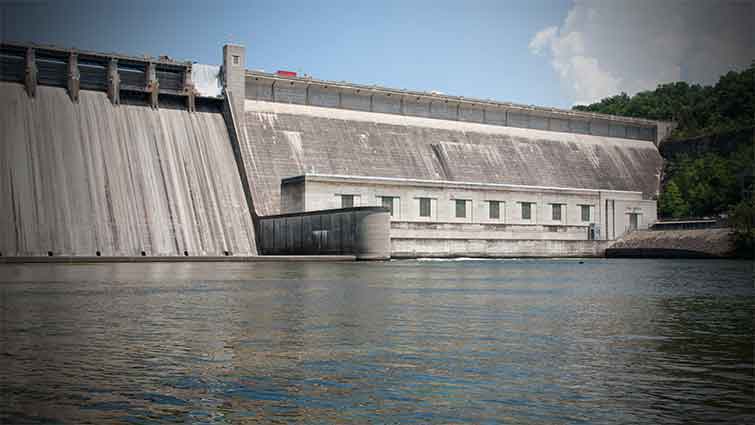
242,100,663,216
0,82,256,257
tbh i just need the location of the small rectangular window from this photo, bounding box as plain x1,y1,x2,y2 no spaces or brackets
455,199,467,218
341,194,354,208
489,201,500,219
521,202,532,220
419,198,431,218
232,55,240,65
552,204,562,221
381,196,395,216
629,213,639,231
581,205,591,222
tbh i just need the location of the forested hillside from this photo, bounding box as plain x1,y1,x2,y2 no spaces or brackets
574,64,754,140
573,65,753,256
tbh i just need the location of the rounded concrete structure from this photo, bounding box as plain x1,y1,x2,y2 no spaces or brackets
353,208,391,260
257,207,391,260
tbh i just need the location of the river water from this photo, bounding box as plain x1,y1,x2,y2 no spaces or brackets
0,259,753,424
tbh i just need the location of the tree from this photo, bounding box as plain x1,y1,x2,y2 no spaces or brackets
729,200,755,258
659,181,688,218
573,65,754,140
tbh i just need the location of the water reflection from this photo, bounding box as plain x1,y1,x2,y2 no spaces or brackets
0,259,753,423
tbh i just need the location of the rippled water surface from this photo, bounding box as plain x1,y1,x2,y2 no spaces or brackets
0,259,753,424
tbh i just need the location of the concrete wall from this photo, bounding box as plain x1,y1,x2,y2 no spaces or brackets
390,222,590,241
258,207,390,259
281,175,656,240
245,75,660,142
242,100,664,219
0,82,256,257
290,177,643,229
391,238,610,258
281,175,656,257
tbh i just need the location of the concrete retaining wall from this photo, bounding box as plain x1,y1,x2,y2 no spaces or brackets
606,229,735,258
258,207,390,259
391,222,590,241
391,238,609,258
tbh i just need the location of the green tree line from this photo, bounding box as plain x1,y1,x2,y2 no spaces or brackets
573,65,754,256
573,64,754,140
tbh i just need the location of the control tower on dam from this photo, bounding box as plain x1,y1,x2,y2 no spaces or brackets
0,41,669,259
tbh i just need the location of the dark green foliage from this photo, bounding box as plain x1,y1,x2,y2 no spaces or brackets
659,181,688,218
661,143,753,218
729,200,755,258
573,65,754,139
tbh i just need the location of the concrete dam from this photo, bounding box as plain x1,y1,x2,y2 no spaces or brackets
0,42,668,259
0,44,257,257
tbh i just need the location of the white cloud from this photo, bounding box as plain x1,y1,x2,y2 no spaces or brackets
528,26,557,54
529,0,754,106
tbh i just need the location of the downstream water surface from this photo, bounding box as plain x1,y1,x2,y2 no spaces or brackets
0,259,753,424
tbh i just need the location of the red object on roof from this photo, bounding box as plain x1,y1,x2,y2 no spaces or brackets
276,70,297,77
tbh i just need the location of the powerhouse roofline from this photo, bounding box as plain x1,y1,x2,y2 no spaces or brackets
282,174,647,196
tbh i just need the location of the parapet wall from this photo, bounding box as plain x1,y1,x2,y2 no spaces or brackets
0,82,257,257
246,72,663,143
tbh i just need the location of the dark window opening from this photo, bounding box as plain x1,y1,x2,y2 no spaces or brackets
141,251,146,257
629,213,639,231
224,250,231,256
581,205,591,222
489,201,500,219
521,202,532,220
552,204,562,221
47,251,53,257
341,194,354,208
96,251,101,257
184,251,189,256
419,198,431,217
381,196,395,216
455,199,467,218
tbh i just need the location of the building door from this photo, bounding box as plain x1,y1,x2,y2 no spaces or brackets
629,213,639,231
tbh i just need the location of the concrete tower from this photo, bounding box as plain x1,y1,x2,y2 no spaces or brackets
222,44,246,124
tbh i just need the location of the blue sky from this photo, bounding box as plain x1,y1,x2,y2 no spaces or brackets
2,1,751,109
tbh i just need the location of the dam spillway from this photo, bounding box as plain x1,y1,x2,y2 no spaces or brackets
0,82,257,257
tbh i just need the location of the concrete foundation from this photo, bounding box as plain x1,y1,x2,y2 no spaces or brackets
392,238,609,258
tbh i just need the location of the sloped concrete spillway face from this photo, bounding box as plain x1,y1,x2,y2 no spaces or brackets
0,82,257,256
241,101,664,216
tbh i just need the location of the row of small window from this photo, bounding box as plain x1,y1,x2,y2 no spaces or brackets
341,194,592,222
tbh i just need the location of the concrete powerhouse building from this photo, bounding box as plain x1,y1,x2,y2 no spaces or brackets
0,42,669,259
